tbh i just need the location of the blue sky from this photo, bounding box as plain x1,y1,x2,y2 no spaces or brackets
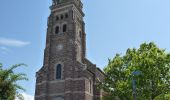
0,0,170,99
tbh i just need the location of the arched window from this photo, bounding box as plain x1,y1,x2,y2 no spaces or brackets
55,26,60,34
65,13,68,18
61,15,64,20
56,16,59,21
63,24,67,32
56,64,62,79
89,80,92,93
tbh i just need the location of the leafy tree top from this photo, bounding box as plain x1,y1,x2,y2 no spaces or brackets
100,42,170,100
0,63,28,100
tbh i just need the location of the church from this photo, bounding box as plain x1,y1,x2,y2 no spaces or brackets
35,0,105,100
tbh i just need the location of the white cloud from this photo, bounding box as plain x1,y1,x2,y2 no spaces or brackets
15,93,34,100
0,37,30,47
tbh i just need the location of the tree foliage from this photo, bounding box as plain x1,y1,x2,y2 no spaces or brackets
0,63,28,100
99,42,170,100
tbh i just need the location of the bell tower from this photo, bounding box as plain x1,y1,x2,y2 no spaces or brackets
35,0,105,100
47,0,86,63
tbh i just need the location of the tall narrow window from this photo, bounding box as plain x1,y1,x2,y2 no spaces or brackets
56,64,62,79
63,24,67,32
55,26,59,34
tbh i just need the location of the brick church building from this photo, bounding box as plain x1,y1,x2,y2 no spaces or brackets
35,0,105,100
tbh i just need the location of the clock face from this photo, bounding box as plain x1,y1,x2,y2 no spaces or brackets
57,44,63,51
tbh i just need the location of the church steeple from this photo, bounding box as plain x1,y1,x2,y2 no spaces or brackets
44,0,86,64
35,0,105,100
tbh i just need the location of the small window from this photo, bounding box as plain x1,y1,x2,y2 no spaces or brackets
55,26,60,34
56,64,62,79
56,16,59,21
61,15,64,20
63,24,67,32
65,13,68,18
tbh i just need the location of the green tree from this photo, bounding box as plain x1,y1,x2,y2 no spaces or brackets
154,93,170,100
99,42,170,100
0,63,28,100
